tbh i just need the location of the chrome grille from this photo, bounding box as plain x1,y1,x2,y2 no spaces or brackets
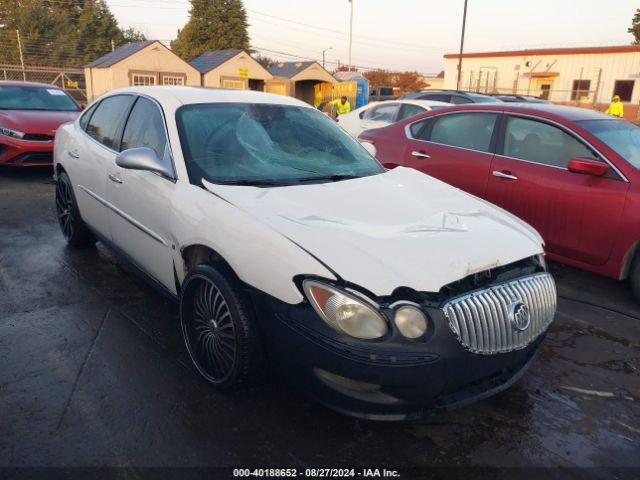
442,273,556,355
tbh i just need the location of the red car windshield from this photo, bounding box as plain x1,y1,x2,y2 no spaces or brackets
0,86,79,111
578,119,640,170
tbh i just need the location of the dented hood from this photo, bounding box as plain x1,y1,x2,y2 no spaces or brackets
203,167,544,295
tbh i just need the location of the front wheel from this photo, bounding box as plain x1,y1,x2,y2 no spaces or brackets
180,264,264,389
55,172,95,247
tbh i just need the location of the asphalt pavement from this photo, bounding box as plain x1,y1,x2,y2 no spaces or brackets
0,168,638,476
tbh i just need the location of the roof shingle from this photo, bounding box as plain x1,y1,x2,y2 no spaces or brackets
189,49,244,73
268,61,316,79
85,40,156,68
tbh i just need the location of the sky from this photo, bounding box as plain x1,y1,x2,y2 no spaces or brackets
106,0,638,74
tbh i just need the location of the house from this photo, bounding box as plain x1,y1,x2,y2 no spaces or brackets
267,61,336,105
190,49,273,91
84,40,201,101
444,45,640,119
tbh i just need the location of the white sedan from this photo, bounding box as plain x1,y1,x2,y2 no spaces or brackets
337,99,450,137
53,87,556,420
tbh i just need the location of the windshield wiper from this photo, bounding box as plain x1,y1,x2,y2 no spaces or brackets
296,174,361,183
211,179,291,187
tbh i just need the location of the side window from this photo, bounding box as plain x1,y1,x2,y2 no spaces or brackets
429,113,497,152
364,103,400,122
450,95,473,105
397,104,425,120
420,93,450,102
86,95,135,150
121,97,168,159
503,116,596,168
79,102,99,131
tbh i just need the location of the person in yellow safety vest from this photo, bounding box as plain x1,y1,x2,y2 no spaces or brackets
330,96,351,116
605,95,624,118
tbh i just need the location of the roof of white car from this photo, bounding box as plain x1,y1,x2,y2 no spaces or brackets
369,99,451,109
101,86,312,108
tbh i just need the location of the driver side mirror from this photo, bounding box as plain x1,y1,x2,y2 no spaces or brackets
568,157,609,177
116,147,174,179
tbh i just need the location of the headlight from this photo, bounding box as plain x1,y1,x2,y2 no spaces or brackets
394,306,428,339
303,280,388,340
0,125,25,139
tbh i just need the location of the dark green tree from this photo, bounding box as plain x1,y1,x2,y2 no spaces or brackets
0,0,52,64
77,0,124,64
629,8,640,44
254,53,276,69
171,0,249,61
122,27,148,43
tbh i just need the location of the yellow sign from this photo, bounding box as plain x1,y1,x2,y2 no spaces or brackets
66,80,79,88
238,68,249,78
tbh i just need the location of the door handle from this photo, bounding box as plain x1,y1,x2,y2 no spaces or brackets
411,151,431,159
108,173,123,184
492,170,518,180
67,150,79,159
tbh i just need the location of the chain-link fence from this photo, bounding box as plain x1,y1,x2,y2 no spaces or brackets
1,64,87,102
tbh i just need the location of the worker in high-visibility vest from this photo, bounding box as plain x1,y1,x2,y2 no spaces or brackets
330,96,351,116
605,95,624,118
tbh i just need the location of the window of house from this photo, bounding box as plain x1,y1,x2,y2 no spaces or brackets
132,74,156,86
571,80,591,100
429,113,498,152
162,76,184,86
222,79,246,90
86,95,135,150
613,80,634,102
503,116,596,168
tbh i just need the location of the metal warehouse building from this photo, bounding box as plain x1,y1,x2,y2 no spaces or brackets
444,45,640,119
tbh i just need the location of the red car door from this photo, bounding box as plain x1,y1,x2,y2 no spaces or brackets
400,111,499,198
485,114,630,266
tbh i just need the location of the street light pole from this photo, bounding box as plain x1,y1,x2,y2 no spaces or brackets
456,0,468,90
348,0,353,71
322,47,333,69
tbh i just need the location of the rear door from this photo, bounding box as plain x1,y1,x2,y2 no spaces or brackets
401,111,499,197
72,95,135,238
105,96,177,292
485,114,629,265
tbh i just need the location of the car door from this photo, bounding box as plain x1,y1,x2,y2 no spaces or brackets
105,96,177,293
360,102,401,132
485,114,630,266
72,95,135,238
400,111,499,197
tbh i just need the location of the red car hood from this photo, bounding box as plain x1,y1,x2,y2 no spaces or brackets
0,109,79,135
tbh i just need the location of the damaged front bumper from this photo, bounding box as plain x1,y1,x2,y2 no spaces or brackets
250,270,555,421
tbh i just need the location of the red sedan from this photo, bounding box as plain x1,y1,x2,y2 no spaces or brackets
0,81,81,166
359,103,640,299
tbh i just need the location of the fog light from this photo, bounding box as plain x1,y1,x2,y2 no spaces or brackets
395,306,427,339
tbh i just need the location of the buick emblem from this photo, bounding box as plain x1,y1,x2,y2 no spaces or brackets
508,301,530,331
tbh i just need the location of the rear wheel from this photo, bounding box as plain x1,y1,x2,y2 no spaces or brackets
630,254,640,302
180,264,264,389
55,172,95,247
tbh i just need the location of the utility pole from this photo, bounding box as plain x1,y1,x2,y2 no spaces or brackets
111,39,115,52
348,0,353,71
322,47,333,69
16,29,25,81
456,0,468,90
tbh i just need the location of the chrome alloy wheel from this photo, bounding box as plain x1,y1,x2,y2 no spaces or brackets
182,277,237,383
55,177,75,240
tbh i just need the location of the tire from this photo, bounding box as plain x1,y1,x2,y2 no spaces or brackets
180,264,264,389
55,171,95,247
630,254,640,302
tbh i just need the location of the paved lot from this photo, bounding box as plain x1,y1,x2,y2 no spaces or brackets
1,168,639,472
